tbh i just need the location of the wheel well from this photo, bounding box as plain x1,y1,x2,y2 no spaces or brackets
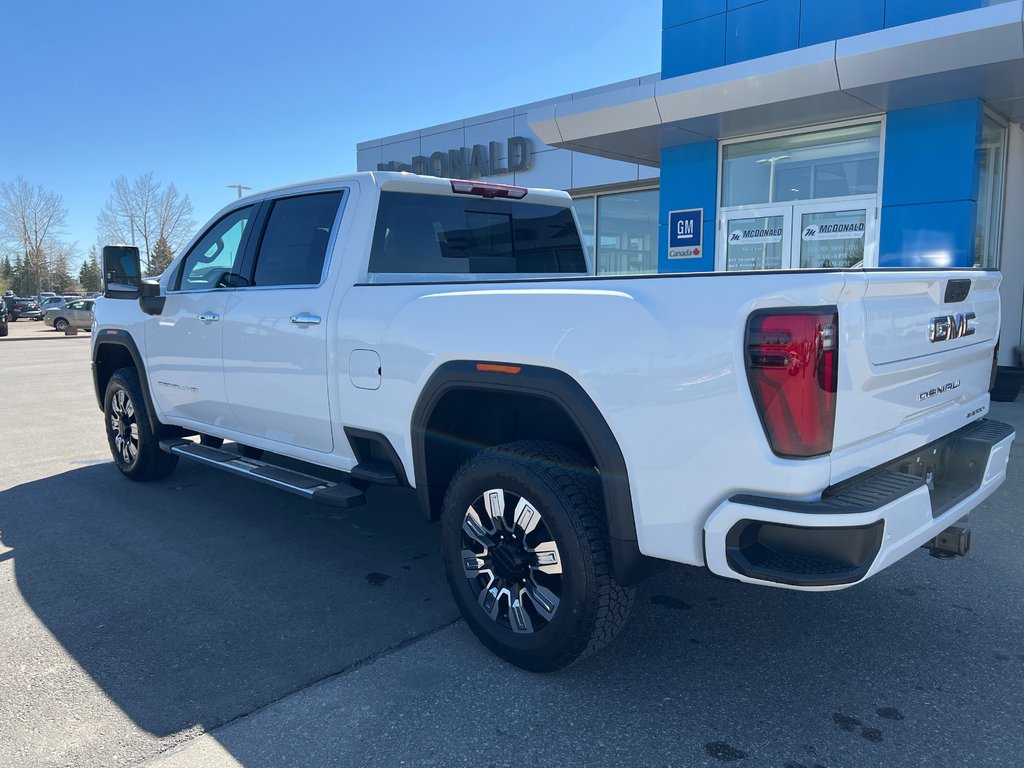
420,388,596,522
94,343,137,403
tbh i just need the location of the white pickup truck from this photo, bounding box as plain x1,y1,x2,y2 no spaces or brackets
93,172,1014,671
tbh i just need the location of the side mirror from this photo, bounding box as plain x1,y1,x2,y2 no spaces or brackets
139,278,166,316
102,245,141,299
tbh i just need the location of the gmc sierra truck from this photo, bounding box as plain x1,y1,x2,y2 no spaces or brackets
92,172,1014,671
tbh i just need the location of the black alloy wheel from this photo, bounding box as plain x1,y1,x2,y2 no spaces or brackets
441,440,633,672
103,368,178,481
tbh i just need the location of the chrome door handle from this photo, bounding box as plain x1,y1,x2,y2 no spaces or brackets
197,312,220,322
290,313,321,325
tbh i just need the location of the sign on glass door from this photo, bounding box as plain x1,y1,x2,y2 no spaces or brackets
798,209,867,268
724,213,787,271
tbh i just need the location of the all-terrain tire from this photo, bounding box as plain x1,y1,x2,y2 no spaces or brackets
441,440,634,672
104,367,179,481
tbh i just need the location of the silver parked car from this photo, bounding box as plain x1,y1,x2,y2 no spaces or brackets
44,298,95,332
38,296,69,312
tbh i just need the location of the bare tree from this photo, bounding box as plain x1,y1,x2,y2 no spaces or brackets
0,177,69,295
156,183,196,255
97,173,195,273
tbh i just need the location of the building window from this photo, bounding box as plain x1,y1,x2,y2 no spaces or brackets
975,111,1007,269
718,121,882,272
721,122,881,207
571,196,595,261
572,188,659,275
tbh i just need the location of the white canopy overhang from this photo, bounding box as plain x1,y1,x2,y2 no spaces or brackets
528,1,1024,167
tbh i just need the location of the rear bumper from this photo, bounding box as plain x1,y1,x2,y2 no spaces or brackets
703,419,1015,590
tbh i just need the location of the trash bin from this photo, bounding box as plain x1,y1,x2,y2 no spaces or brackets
991,365,1024,402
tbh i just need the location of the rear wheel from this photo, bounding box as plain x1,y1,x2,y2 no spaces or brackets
53,317,69,332
441,440,634,672
104,368,178,481
0,324,7,337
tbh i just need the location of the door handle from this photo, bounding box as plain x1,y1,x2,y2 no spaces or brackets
290,313,321,325
197,312,220,323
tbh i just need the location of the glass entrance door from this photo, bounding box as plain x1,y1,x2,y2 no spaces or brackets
719,196,876,271
793,198,875,269
720,206,790,271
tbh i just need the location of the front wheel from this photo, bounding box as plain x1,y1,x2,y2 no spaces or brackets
53,317,69,332
441,440,634,672
104,368,178,481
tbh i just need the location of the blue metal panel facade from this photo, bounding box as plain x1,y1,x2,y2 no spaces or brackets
658,142,718,273
799,0,884,47
659,1,991,271
880,99,984,268
884,0,989,27
662,0,990,78
725,0,801,64
662,13,727,77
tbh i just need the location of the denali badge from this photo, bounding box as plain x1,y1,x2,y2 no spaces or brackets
929,312,976,343
919,380,961,401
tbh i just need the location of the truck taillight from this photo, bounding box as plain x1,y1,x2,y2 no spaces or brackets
746,309,838,458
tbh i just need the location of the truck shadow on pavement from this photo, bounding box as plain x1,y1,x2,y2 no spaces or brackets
2,455,1022,767
0,460,457,759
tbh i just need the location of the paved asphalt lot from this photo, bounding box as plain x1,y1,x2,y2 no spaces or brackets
1,318,1023,768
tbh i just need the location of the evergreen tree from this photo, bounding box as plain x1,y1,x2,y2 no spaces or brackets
12,254,28,296
79,247,102,291
50,253,73,293
0,256,12,293
149,235,174,276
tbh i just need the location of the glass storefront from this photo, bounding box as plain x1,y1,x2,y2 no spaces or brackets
975,111,1007,269
719,122,881,271
572,188,658,275
721,123,881,207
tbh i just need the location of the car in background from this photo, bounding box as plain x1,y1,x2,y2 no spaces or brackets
39,296,69,312
0,297,8,337
44,298,94,332
5,297,43,321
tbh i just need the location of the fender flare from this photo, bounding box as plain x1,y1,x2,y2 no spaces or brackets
92,329,161,432
411,360,651,585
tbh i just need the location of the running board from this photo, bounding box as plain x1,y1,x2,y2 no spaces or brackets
159,439,366,508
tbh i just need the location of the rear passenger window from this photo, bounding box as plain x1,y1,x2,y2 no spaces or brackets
252,191,343,286
368,192,587,277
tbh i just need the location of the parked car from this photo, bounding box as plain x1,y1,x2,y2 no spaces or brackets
39,296,69,312
44,298,94,332
0,297,8,337
5,297,43,321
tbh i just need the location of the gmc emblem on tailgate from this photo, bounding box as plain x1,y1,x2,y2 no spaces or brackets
929,312,976,343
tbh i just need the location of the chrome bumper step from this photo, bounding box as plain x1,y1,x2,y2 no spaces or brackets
159,439,366,508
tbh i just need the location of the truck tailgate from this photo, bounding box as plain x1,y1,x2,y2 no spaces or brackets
831,270,1001,471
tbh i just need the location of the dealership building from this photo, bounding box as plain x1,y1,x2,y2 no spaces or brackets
358,0,1024,363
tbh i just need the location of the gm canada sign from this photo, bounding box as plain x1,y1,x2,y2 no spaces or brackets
668,208,703,259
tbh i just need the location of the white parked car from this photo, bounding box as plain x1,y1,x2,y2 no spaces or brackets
90,172,1013,670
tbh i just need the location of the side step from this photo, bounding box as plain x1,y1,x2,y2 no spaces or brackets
160,440,366,508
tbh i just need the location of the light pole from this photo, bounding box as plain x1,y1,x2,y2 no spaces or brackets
227,184,252,199
754,154,790,269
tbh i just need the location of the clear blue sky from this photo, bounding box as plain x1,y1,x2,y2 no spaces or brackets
0,0,660,267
